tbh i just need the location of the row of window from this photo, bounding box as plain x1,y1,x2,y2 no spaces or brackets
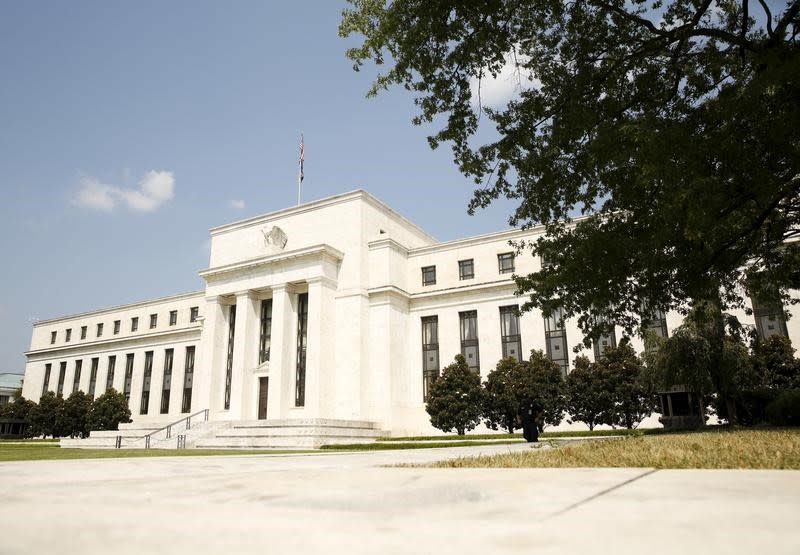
419,306,665,401
421,253,516,286
48,307,200,345
40,346,196,414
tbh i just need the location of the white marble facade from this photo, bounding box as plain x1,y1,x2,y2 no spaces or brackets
21,190,800,435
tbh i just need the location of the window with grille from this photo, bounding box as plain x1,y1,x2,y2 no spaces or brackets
545,307,569,376
422,265,436,286
500,305,522,361
458,259,474,280
498,253,515,274
459,310,480,373
421,316,439,402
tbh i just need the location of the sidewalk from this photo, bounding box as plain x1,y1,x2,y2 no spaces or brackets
1,443,797,554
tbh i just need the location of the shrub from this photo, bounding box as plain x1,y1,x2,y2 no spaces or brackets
565,356,613,431
27,391,65,438
765,390,800,426
515,350,566,429
483,358,522,433
426,354,484,435
87,388,132,431
62,391,93,438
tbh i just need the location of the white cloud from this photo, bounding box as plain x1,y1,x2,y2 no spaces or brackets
470,51,541,109
230,199,245,210
73,170,175,212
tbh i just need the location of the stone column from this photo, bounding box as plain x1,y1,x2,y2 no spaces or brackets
267,284,295,418
228,290,259,420
303,276,337,418
193,296,228,419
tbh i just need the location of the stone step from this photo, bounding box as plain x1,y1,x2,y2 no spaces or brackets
233,418,381,430
196,435,379,449
220,426,384,438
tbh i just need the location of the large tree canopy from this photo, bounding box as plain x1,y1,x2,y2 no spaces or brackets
340,0,800,344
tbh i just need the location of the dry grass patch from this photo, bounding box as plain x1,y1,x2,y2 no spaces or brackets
426,429,800,469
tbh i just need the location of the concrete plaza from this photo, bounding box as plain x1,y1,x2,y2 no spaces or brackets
1,443,798,554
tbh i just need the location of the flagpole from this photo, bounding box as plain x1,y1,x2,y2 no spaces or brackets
297,132,304,206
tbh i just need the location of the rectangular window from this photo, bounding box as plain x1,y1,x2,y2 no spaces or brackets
224,305,236,410
88,358,99,399
41,363,52,398
642,305,668,352
149,314,157,329
295,293,309,407
113,320,121,335
421,265,436,286
459,310,480,373
57,362,66,396
160,348,173,414
458,259,474,280
80,326,87,340
169,310,177,326
545,307,569,375
421,316,439,402
593,317,618,361
260,299,273,363
500,305,522,361
96,323,103,337
131,317,139,332
498,253,515,274
752,295,789,341
182,346,195,413
123,354,134,403
190,307,199,322
72,360,82,393
106,355,116,392
65,328,72,342
140,351,153,415
51,331,57,344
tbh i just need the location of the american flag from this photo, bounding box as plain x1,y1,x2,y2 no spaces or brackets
299,134,304,184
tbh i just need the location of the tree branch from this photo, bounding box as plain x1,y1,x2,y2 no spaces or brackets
758,0,774,36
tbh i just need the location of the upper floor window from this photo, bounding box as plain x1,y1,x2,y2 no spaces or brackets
458,259,474,280
113,320,121,335
498,253,515,274
50,331,57,344
149,314,158,329
422,265,436,286
131,317,139,332
641,304,668,352
593,315,617,361
80,326,87,340
96,323,104,337
190,307,199,322
169,310,178,326
752,295,789,341
65,328,72,342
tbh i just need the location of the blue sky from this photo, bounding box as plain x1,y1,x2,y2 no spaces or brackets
0,1,520,372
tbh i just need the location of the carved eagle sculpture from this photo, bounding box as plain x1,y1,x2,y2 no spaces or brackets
262,226,288,251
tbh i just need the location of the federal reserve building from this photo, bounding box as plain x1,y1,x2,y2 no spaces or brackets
20,190,800,446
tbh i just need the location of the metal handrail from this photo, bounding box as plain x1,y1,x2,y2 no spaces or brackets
139,408,209,449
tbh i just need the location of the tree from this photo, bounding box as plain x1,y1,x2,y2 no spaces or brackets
87,388,132,432
599,342,657,429
516,350,566,428
751,335,800,390
341,1,800,413
425,355,484,435
27,391,65,438
483,357,522,433
62,391,93,438
0,389,35,421
565,356,613,431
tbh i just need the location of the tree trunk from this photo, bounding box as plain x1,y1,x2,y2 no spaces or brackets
693,290,736,424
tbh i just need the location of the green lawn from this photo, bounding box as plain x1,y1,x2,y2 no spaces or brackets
422,428,800,469
0,443,316,462
377,428,660,442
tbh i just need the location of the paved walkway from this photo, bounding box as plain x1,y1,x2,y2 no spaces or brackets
0,443,798,554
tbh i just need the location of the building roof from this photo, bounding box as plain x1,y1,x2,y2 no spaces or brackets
0,374,23,390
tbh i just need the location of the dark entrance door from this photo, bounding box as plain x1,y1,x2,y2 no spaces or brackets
258,377,269,420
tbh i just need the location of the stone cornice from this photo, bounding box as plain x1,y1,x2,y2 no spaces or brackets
31,290,205,327
367,237,409,256
25,327,202,360
208,189,436,243
198,244,344,281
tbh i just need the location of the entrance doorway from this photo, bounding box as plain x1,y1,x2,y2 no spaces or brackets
257,377,269,420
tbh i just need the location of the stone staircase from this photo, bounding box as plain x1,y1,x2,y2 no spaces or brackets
59,413,388,450
195,419,387,449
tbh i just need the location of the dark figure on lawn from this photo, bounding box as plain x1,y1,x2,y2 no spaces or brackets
519,398,542,443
